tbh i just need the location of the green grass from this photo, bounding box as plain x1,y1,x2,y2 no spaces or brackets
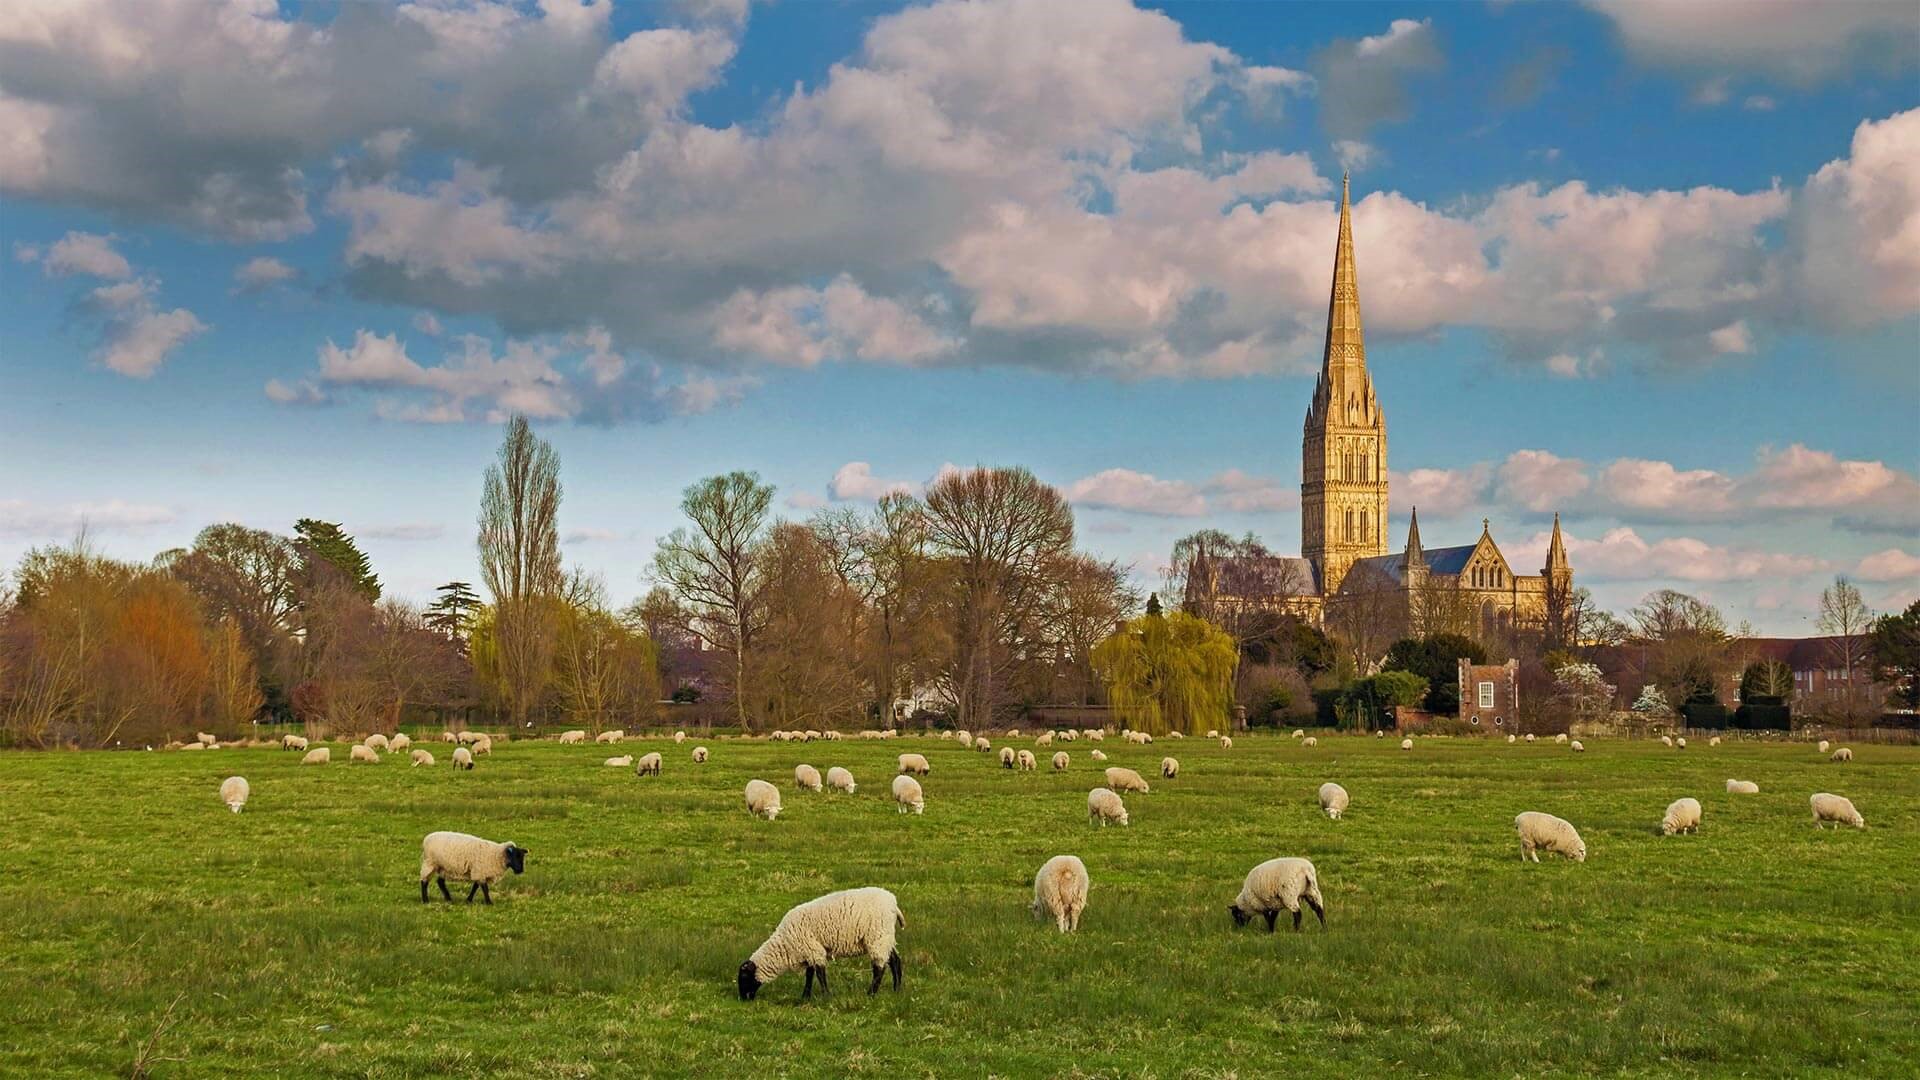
3,733,1916,1078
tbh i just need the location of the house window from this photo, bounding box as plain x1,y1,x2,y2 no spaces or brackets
1470,715,1481,725
1493,716,1504,727
1478,682,1495,709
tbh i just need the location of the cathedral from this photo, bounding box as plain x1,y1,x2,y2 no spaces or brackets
1186,176,1573,644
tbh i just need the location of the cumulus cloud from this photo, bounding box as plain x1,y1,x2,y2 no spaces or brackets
1743,443,1920,533
1598,458,1738,519
1314,18,1444,138
713,276,957,367
1793,109,1920,328
563,527,621,545
0,498,176,537
1584,0,1915,83
412,312,443,336
1511,525,1826,583
1392,465,1491,520
1856,548,1920,583
83,277,207,378
1495,450,1590,514
830,462,920,501
233,256,299,292
1064,469,1205,516
1707,320,1754,354
31,231,132,279
1203,469,1296,513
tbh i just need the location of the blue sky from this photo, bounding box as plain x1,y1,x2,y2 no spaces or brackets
2,0,1917,634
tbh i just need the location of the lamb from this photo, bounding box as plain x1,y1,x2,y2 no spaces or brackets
1016,749,1037,771
1104,766,1150,794
418,831,526,904
281,734,308,751
974,736,992,752
1810,792,1864,829
1219,736,1233,749
1817,739,1830,754
1052,751,1069,771
1302,736,1318,748
1725,779,1759,794
1160,757,1180,779
1318,782,1349,820
1090,749,1107,762
1515,811,1586,862
745,779,782,820
351,744,379,764
891,774,924,814
635,752,663,777
1031,855,1089,933
452,747,474,770
1129,731,1154,745
692,746,709,763
301,747,330,765
1087,787,1129,827
824,731,842,741
1570,740,1585,752
1661,797,1703,836
826,766,856,793
596,729,625,744
898,753,931,776
1006,728,1021,737
1228,857,1326,932
1830,747,1853,762
559,730,587,745
1400,738,1414,750
218,776,249,813
737,886,905,1001
605,755,633,767
410,749,436,767
795,764,823,792
999,747,1016,769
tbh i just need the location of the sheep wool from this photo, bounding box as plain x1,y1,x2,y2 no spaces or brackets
364,733,390,751
389,733,412,752
999,747,1016,769
955,730,972,746
1035,732,1053,747
1104,766,1150,794
1090,749,1107,762
419,831,525,904
441,731,458,743
1292,729,1306,739
674,730,687,744
218,776,249,813
1506,734,1516,744
1523,733,1534,743
196,732,217,746
1570,740,1585,752
738,887,905,1001
471,735,493,755
1661,735,1674,748
1661,797,1703,836
1016,749,1037,771
596,729,625,745
410,749,436,767
745,779,782,820
1726,779,1759,794
605,755,634,768
795,764,823,792
1160,757,1180,779
974,736,992,752
635,752,663,777
1229,857,1326,932
1087,787,1129,827
301,747,330,765
1555,733,1568,744
1810,792,1864,829
1220,736,1233,750
559,730,587,745
351,744,379,764
1318,782,1349,820
1831,747,1853,762
1709,736,1721,747
1515,811,1586,863
805,730,822,742
692,746,709,763
281,734,308,751
826,766,856,793
1086,729,1103,742
891,774,924,814
1052,751,1069,771
1031,855,1090,933
1302,736,1318,748
457,730,481,744
1206,730,1218,739
1817,739,1831,754
1676,737,1688,750
898,753,931,776
453,747,474,770
1400,738,1414,751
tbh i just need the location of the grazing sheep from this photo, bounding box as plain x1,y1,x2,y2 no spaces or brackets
1228,857,1326,932
441,731,458,743
635,752,663,777
826,766,856,793
1219,736,1233,749
1661,797,1703,836
453,747,474,770
1676,737,1688,750
1709,736,1721,747
824,730,842,741
218,776,249,813
471,735,493,755
1377,731,1386,739
351,744,379,764
1400,738,1413,751
692,746,709,763
1817,739,1830,754
596,729,625,745
389,734,411,752
1016,749,1037,771
999,747,1016,769
745,779,782,820
1570,740,1585,752
737,887,905,1001
1292,729,1305,739
1506,734,1516,744
1810,792,1864,829
1086,729,1103,742
418,831,525,904
410,749,436,767
1104,767,1150,794
1090,749,1107,762
196,731,217,746
1031,855,1090,933
300,747,330,765
1035,732,1053,747
1087,787,1129,827
795,764,823,792
1160,757,1180,779
559,730,587,745
605,755,634,768
898,753,931,776
674,731,688,744
365,733,390,752
281,734,308,751
1725,779,1759,794
891,774,924,815
1130,731,1154,745
1661,735,1674,748
1169,731,1183,739
1302,736,1318,748
1831,747,1853,762
1515,812,1586,863
1052,751,1069,771
1555,733,1568,744
974,736,992,752
1524,733,1535,743
457,730,482,745
804,730,822,742
1206,730,1218,739
1318,782,1349,820
1058,729,1076,742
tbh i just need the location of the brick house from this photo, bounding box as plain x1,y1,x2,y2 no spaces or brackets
1458,659,1520,733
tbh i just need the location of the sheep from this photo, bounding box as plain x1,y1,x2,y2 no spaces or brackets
1555,733,1568,744
737,886,905,1001
1319,782,1349,820
301,747,330,765
196,731,217,746
1830,747,1853,762
1168,731,1183,739
363,733,390,752
1817,739,1831,754
471,735,493,756
1035,732,1053,748
1661,797,1703,836
1057,729,1076,742
827,766,856,793
605,755,634,768
1676,737,1688,750
1206,730,1218,739
1006,728,1021,738
351,744,379,764
1515,811,1586,863
692,746,709,764
218,776,249,813
559,730,587,745
1506,734,1516,744
974,736,992,752
999,747,1016,769
745,779,782,820
1302,736,1318,748
390,733,412,752
281,734,308,751
1524,733,1535,743
1087,787,1129,827
795,764,823,792
453,747,474,770
1292,729,1305,739
410,749,436,767
1016,749,1037,771
1228,857,1326,932
1219,736,1233,749
418,831,526,904
1031,855,1089,933
898,753,931,776
1400,738,1414,750
1709,736,1721,747
1052,751,1069,771
1725,778,1759,794
1128,731,1154,745
1160,756,1180,779
1377,731,1386,739
1570,740,1585,752
1104,766,1150,794
804,730,822,742
635,752,663,777
891,774,924,814
1810,792,1864,829
441,731,458,743
954,730,972,746
457,730,482,744
1661,735,1674,748
674,731,688,744
596,729,625,745
1086,729,1104,742
824,730,842,741
1090,749,1107,762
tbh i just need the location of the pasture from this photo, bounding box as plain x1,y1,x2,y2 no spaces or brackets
3,733,1916,1078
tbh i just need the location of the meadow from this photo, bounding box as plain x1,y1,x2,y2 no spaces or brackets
2,732,1916,1079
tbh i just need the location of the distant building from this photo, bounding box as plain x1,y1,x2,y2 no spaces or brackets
1458,658,1520,732
1741,636,1877,708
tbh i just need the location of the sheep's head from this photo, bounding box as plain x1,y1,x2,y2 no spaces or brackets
1572,842,1588,862
737,961,761,1000
504,844,526,874
1228,905,1251,928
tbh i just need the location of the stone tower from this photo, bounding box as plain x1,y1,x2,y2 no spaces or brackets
1302,174,1388,595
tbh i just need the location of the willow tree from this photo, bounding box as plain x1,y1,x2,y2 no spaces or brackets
1092,610,1238,736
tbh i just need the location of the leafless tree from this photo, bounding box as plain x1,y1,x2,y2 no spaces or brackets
478,415,562,727
1327,562,1404,674
651,471,774,729
1817,575,1874,721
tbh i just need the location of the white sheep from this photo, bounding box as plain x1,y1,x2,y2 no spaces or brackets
559,730,587,745
805,730,822,742
1035,732,1053,747
824,730,842,741
1830,747,1853,762
1660,735,1674,748
364,734,390,751
1676,737,1688,750
453,746,474,770
1090,749,1107,762
1524,733,1535,743
179,742,205,752
1555,733,1568,744
1292,729,1305,739
605,755,634,768
1031,855,1089,933
1006,728,1020,737
737,886,904,1001
1086,729,1104,742
218,776,249,813
891,774,924,814
674,730,687,744
196,731,217,746
1515,811,1586,863
745,779,782,820
1400,738,1413,751
300,747,330,765
1725,779,1759,794
1817,739,1830,754
1661,797,1703,836
795,764,823,792
419,831,525,904
1160,757,1179,779
898,753,931,776
1709,736,1721,747
390,733,412,752
410,749,436,767
1570,740,1585,752
1228,857,1325,932
1219,736,1232,749
692,746,709,764
281,734,308,751
596,729,625,745
1206,730,1218,739
1052,751,1069,771
457,730,482,745
1506,734,1516,744
1087,787,1128,827
1318,782,1349,820
441,731,458,743
1810,792,1864,829
999,747,1016,769
826,766,856,793
1016,749,1037,771
351,744,379,764
1302,736,1318,748
471,734,493,755
955,729,972,746
635,751,662,777
1104,766,1150,794
974,736,992,752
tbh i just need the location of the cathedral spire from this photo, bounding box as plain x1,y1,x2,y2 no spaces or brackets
1545,512,1569,574
1405,506,1424,568
1320,172,1365,382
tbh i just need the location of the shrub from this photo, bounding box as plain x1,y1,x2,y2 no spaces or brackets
1731,703,1791,730
1681,702,1728,729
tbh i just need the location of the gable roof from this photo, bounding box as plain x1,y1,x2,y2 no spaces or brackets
1206,555,1321,597
1353,543,1476,586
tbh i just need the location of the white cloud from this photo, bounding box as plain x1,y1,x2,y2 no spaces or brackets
785,490,825,511
713,276,957,368
1332,140,1378,172
41,231,131,279
1394,464,1492,520
1512,525,1826,583
1743,443,1920,532
1203,469,1295,513
1543,349,1606,378
1794,108,1920,328
1707,319,1753,354
359,522,443,541
829,462,919,501
1064,468,1205,516
233,255,299,291
0,498,175,537
1495,450,1590,514
84,277,206,378
563,527,621,544
1598,458,1737,519
1857,548,1920,583
412,312,443,336
1744,95,1777,112
1584,0,1915,82
1315,18,1443,138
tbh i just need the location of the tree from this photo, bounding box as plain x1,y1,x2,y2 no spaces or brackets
1382,632,1488,715
1868,600,1920,709
1631,684,1672,716
204,616,263,732
1816,576,1873,721
425,581,481,647
294,519,380,601
553,572,660,732
751,522,866,727
1092,611,1238,735
1739,659,1794,704
651,471,774,730
478,415,563,727
1340,670,1427,731
158,523,300,709
1633,589,1729,708
1039,554,1138,708
1551,661,1615,725
1327,562,1404,675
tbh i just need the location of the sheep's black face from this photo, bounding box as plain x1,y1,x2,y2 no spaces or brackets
737,961,760,1001
504,845,526,875
1229,905,1250,928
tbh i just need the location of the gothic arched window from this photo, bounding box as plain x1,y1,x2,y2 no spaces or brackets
1344,509,1353,541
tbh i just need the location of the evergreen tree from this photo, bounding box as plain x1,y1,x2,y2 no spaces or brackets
426,581,482,646
293,519,380,601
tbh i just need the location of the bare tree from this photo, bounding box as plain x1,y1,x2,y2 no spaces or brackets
554,572,659,732
1817,575,1873,721
204,616,263,733
651,471,774,730
1633,589,1729,708
478,415,563,727
1172,530,1310,648
1327,562,1404,674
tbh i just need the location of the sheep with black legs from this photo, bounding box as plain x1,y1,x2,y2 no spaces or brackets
1228,857,1325,932
737,887,905,1001
999,747,1015,769
281,734,308,751
635,752,663,777
418,831,525,904
692,746,709,764
452,747,474,770
1160,757,1179,779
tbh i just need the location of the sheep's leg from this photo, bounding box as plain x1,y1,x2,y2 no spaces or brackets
868,962,884,995
1263,910,1278,933
465,882,481,903
888,949,902,991
802,966,815,1000
815,965,828,995
438,877,454,902
481,882,492,905
420,880,430,904
1304,895,1326,927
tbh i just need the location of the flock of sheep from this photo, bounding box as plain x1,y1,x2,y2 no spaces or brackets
199,723,1873,1001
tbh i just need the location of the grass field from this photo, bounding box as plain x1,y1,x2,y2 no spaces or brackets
3,732,1916,1078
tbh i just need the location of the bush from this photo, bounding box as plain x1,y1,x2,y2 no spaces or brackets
1681,702,1729,729
1731,703,1791,730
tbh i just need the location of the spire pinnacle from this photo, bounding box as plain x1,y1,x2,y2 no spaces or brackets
1546,511,1569,572
1405,507,1425,567
1319,172,1365,382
